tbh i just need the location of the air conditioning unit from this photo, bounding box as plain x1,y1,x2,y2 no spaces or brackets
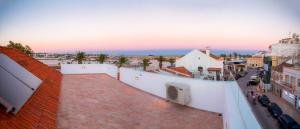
165,82,191,105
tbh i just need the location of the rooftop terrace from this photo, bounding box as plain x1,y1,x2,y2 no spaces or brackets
58,74,222,129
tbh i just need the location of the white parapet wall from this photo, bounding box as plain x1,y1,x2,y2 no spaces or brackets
61,64,118,78
61,64,262,129
120,67,225,113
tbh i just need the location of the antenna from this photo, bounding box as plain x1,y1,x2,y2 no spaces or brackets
205,46,211,50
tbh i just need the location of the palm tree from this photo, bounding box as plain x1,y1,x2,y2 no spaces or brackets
141,58,150,71
74,51,86,64
156,56,165,69
116,56,128,80
168,58,175,67
117,56,128,67
220,54,226,59
229,54,232,59
96,54,108,64
233,52,238,59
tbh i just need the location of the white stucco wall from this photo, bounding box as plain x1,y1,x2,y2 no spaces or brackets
60,64,262,129
271,43,300,57
283,67,300,96
120,67,225,113
223,81,262,129
176,49,224,75
61,64,118,78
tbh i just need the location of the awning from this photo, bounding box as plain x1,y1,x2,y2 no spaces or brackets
207,67,222,71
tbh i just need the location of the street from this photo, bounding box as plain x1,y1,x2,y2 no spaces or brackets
236,68,300,129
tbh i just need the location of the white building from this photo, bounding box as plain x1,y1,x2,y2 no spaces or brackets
282,66,300,109
175,49,224,79
270,33,300,57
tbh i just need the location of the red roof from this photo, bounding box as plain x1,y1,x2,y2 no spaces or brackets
200,50,222,60
207,67,222,71
272,62,294,73
164,67,193,77
0,47,61,129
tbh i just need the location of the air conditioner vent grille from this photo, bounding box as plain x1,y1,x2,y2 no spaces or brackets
167,86,178,100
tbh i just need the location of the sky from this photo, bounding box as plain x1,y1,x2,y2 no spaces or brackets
0,0,299,52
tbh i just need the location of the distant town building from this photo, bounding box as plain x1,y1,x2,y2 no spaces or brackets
271,59,300,109
226,59,247,74
252,51,267,57
271,61,294,96
175,49,224,80
246,57,263,68
270,33,300,57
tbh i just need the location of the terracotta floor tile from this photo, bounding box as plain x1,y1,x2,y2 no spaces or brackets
57,74,222,129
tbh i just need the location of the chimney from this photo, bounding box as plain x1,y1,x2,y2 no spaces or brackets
296,54,300,68
205,46,210,56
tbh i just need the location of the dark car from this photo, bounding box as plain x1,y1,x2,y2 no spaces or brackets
278,114,300,129
247,80,258,86
235,74,242,80
259,95,270,106
258,71,264,78
267,103,283,118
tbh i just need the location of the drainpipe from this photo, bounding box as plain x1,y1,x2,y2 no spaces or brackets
117,66,120,80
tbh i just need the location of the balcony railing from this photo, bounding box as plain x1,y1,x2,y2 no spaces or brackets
272,80,293,91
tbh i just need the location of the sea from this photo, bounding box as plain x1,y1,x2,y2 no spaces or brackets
81,49,260,56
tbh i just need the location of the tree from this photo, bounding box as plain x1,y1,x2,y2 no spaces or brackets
229,54,232,59
220,54,226,59
96,54,108,64
141,58,150,71
74,51,86,64
233,52,238,59
168,58,176,67
117,56,128,67
156,56,165,69
6,41,33,56
116,56,128,80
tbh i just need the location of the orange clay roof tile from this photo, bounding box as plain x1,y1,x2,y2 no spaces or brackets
167,66,193,77
200,50,222,60
0,46,61,129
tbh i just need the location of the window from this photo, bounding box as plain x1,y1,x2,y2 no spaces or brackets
285,75,290,84
291,76,296,87
198,57,201,60
298,79,300,87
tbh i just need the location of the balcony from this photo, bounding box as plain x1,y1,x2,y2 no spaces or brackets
272,80,293,92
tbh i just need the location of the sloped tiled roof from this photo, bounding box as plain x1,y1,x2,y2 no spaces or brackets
272,62,294,73
164,67,193,77
200,50,222,60
0,47,61,129
207,67,222,71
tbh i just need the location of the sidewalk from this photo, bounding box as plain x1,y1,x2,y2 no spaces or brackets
265,92,300,123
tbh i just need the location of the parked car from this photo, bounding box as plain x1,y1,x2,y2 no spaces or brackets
247,80,258,86
278,114,300,129
250,75,260,82
238,71,248,77
257,71,264,78
235,74,242,80
259,95,270,106
267,103,283,118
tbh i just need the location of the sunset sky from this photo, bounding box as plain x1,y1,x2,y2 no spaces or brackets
0,0,299,52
